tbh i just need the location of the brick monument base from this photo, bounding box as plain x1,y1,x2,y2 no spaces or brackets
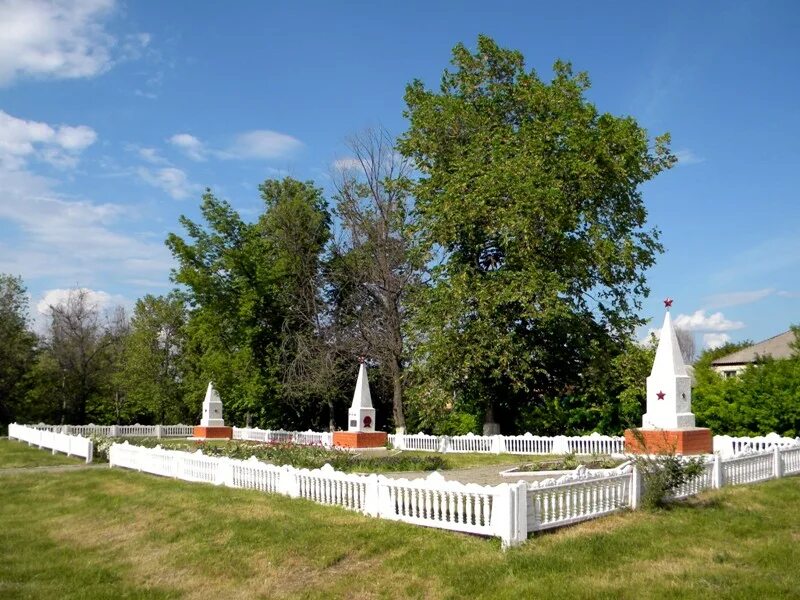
193,426,233,440
332,431,388,449
624,427,713,455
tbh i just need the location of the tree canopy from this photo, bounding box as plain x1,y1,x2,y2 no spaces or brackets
398,36,675,432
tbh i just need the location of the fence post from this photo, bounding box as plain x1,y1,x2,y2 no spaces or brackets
363,474,380,517
492,435,504,455
712,453,723,488
279,465,300,498
110,424,119,438
438,436,450,453
552,435,570,455
86,438,94,464
492,482,528,549
629,467,642,510
155,424,163,439
216,457,234,487
394,433,406,451
773,446,783,479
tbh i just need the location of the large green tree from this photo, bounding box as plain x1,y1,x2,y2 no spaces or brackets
118,293,189,424
166,179,332,428
0,274,37,427
399,36,675,433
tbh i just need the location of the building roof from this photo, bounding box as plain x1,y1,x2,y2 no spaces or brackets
711,330,797,366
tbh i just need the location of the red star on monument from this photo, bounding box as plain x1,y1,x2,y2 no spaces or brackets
656,390,666,400
663,298,673,309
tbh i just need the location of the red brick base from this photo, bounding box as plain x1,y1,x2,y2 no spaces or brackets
624,428,713,455
332,431,388,449
193,426,233,440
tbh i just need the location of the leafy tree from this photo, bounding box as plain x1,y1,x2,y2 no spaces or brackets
330,127,425,431
693,335,800,437
167,189,283,426
166,179,333,428
118,294,189,424
37,288,116,424
0,274,37,427
257,178,338,429
398,36,674,432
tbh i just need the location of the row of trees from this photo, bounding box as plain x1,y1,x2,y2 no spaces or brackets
3,37,681,434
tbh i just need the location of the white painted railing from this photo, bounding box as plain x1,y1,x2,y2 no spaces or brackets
390,431,625,455
108,442,527,547
27,423,194,438
8,423,93,463
670,459,716,499
527,472,632,531
721,449,776,485
713,433,800,458
231,427,333,448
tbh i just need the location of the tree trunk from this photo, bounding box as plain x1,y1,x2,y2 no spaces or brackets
483,400,500,435
389,357,406,432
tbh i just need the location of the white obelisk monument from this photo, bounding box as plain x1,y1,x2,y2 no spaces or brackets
625,299,712,454
333,359,387,448
193,381,233,439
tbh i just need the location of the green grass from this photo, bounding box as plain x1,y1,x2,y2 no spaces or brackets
1,465,799,599
0,439,84,469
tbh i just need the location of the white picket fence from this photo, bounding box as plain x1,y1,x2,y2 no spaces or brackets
389,432,625,455
8,423,93,463
105,438,800,547
27,423,195,438
231,427,333,448
108,442,525,547
713,433,800,458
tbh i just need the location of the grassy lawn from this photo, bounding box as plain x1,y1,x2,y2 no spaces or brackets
0,438,84,469
1,466,799,599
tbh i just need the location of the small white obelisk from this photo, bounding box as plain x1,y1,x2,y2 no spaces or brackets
642,300,695,429
200,382,225,427
347,361,376,432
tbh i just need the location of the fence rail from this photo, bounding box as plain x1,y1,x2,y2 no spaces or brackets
8,423,93,463
390,432,625,456
232,427,332,448
26,423,194,438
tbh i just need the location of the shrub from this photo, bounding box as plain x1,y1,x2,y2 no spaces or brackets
633,453,706,509
93,437,447,473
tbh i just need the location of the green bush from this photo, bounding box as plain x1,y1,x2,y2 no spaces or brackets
634,453,706,509
95,437,446,473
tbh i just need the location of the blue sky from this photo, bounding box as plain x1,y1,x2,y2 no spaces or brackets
0,0,798,350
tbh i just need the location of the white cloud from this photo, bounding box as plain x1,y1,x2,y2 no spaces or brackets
226,129,302,160
0,167,173,286
332,157,362,171
36,287,121,315
674,310,745,332
168,133,206,161
136,146,167,164
0,109,96,169
703,333,731,349
674,148,705,166
704,288,774,309
137,166,198,200
777,290,800,299
0,0,138,85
